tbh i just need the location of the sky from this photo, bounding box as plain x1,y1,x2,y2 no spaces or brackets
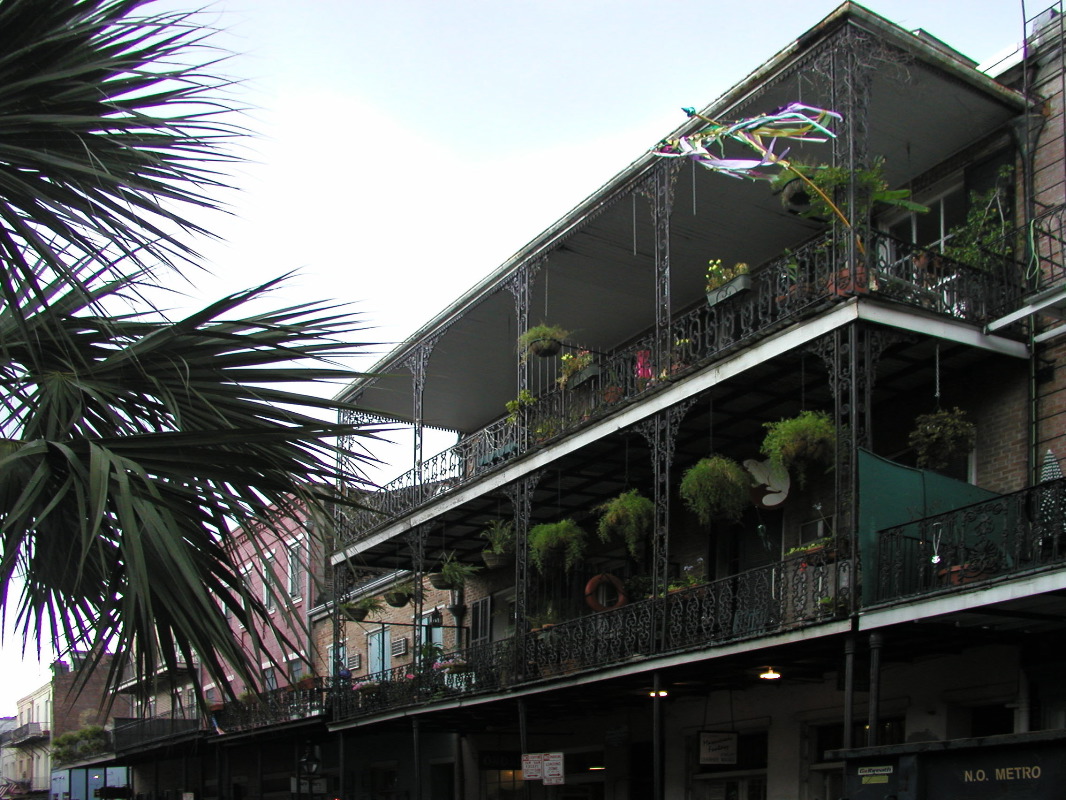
0,0,1030,714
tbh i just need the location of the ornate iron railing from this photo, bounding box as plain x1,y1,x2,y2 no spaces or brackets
111,712,202,751
10,721,47,746
338,228,1023,543
211,679,330,733
332,554,851,723
875,478,1066,602
1029,203,1066,291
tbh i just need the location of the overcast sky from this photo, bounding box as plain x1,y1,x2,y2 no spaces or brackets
0,0,1029,713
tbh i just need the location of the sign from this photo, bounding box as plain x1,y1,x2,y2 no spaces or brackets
699,731,738,766
288,778,326,795
522,752,564,785
858,766,893,784
542,753,565,786
521,753,543,781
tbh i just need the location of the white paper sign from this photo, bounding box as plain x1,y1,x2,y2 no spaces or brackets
521,753,543,780
542,752,565,785
699,731,738,765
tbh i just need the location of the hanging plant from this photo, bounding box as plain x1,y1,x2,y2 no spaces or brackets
384,580,415,607
518,323,570,360
760,410,836,489
908,407,976,470
341,596,386,622
427,552,480,590
679,455,750,524
480,518,515,568
596,489,654,558
529,519,587,573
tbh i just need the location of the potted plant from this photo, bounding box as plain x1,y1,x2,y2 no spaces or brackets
596,489,654,558
679,455,751,524
760,410,835,489
427,551,480,590
527,603,561,632
505,389,536,425
518,323,569,360
943,165,1015,272
529,519,587,573
341,595,386,622
908,406,976,471
705,259,751,306
384,580,415,607
480,519,515,568
557,349,597,388
667,557,705,591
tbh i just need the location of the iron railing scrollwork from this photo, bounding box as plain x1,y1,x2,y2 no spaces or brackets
331,554,851,724
876,478,1066,602
337,227,1025,544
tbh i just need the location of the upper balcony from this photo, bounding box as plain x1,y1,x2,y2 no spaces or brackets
339,227,1029,546
335,6,1038,553
10,721,48,747
111,710,204,753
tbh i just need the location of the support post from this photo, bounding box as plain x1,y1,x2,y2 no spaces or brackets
868,632,883,746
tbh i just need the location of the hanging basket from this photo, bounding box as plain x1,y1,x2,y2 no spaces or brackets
528,338,562,357
384,591,411,607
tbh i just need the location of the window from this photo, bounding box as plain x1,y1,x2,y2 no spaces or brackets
287,541,303,598
367,629,391,678
327,643,347,676
263,553,276,611
470,597,492,644
287,657,305,683
263,667,278,691
889,185,967,251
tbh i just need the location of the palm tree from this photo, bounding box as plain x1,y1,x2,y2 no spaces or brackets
0,0,378,697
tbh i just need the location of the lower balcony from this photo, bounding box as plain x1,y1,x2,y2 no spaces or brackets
333,551,853,723
212,681,328,733
111,711,203,752
874,477,1066,603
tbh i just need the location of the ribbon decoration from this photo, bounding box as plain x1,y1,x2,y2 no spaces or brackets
653,103,854,237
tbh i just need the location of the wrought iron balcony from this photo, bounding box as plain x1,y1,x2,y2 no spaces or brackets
875,477,1066,603
333,551,853,722
211,679,329,733
10,721,48,747
111,711,202,752
337,229,1024,544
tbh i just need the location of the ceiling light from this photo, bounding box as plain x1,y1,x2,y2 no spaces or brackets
648,689,668,697
759,667,781,680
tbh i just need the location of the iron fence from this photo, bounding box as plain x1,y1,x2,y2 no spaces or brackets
338,228,1025,544
876,478,1066,602
332,553,850,723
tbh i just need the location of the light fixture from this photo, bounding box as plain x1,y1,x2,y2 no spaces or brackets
759,667,781,680
648,689,669,697
588,766,606,771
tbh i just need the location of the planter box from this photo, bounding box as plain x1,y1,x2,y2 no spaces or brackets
707,274,751,306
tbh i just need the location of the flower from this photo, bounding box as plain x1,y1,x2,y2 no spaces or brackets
353,680,380,691
433,656,469,674
557,349,595,387
669,557,705,590
706,259,750,292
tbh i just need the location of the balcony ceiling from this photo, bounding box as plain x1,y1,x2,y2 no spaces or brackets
346,6,1026,437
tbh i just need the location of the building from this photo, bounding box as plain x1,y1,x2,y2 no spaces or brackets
68,3,1066,800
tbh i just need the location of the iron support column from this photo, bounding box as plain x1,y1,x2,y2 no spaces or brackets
843,636,856,750
868,632,883,746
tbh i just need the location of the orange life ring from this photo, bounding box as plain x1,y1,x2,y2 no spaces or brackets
584,573,628,612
